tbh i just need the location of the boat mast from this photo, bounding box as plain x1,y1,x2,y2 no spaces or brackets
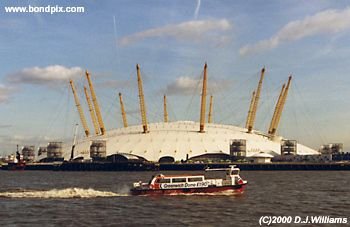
16,144,20,163
85,70,106,135
247,67,265,133
208,95,213,123
163,95,168,123
270,76,292,136
84,86,100,135
69,80,90,137
245,90,256,129
136,64,149,133
119,92,128,127
199,63,208,133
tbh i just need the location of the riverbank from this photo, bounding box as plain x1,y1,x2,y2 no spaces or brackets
2,161,350,171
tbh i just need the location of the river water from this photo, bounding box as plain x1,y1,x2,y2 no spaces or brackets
0,170,349,226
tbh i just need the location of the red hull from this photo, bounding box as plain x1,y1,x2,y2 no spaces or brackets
131,184,246,196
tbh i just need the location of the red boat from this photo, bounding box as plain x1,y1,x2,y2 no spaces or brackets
2,148,26,171
130,165,247,195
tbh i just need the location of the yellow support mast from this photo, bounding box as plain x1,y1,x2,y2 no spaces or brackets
208,95,213,123
270,76,292,136
84,86,100,135
69,80,90,137
199,63,208,133
119,92,128,128
245,90,256,129
163,95,168,123
268,84,286,135
247,67,265,133
85,70,106,135
136,64,148,133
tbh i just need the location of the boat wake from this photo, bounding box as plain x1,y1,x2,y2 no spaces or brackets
0,188,129,199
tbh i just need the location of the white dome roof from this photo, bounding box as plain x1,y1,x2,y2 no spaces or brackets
68,121,318,162
251,152,274,158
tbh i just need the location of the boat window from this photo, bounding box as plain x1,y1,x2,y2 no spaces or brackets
159,178,171,183
231,170,239,175
155,178,161,183
172,178,186,183
188,177,203,182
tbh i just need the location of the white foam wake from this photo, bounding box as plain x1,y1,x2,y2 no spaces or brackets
0,188,128,198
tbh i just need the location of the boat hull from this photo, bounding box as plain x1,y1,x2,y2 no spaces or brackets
131,184,246,195
2,163,26,171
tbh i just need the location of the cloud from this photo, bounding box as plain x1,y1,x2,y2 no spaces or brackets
240,8,350,55
0,84,13,103
119,19,232,46
164,76,232,96
7,65,84,85
166,77,201,95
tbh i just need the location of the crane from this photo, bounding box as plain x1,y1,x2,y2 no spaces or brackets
247,67,265,133
85,70,106,135
245,90,256,129
119,92,128,127
208,95,213,123
69,80,89,137
136,64,149,133
199,63,208,133
163,95,168,123
84,86,100,135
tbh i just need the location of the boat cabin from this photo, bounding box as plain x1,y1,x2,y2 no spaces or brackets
149,174,207,189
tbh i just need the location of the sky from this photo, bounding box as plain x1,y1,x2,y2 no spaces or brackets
1,0,350,155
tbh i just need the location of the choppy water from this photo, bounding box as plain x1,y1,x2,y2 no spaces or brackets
0,171,349,226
